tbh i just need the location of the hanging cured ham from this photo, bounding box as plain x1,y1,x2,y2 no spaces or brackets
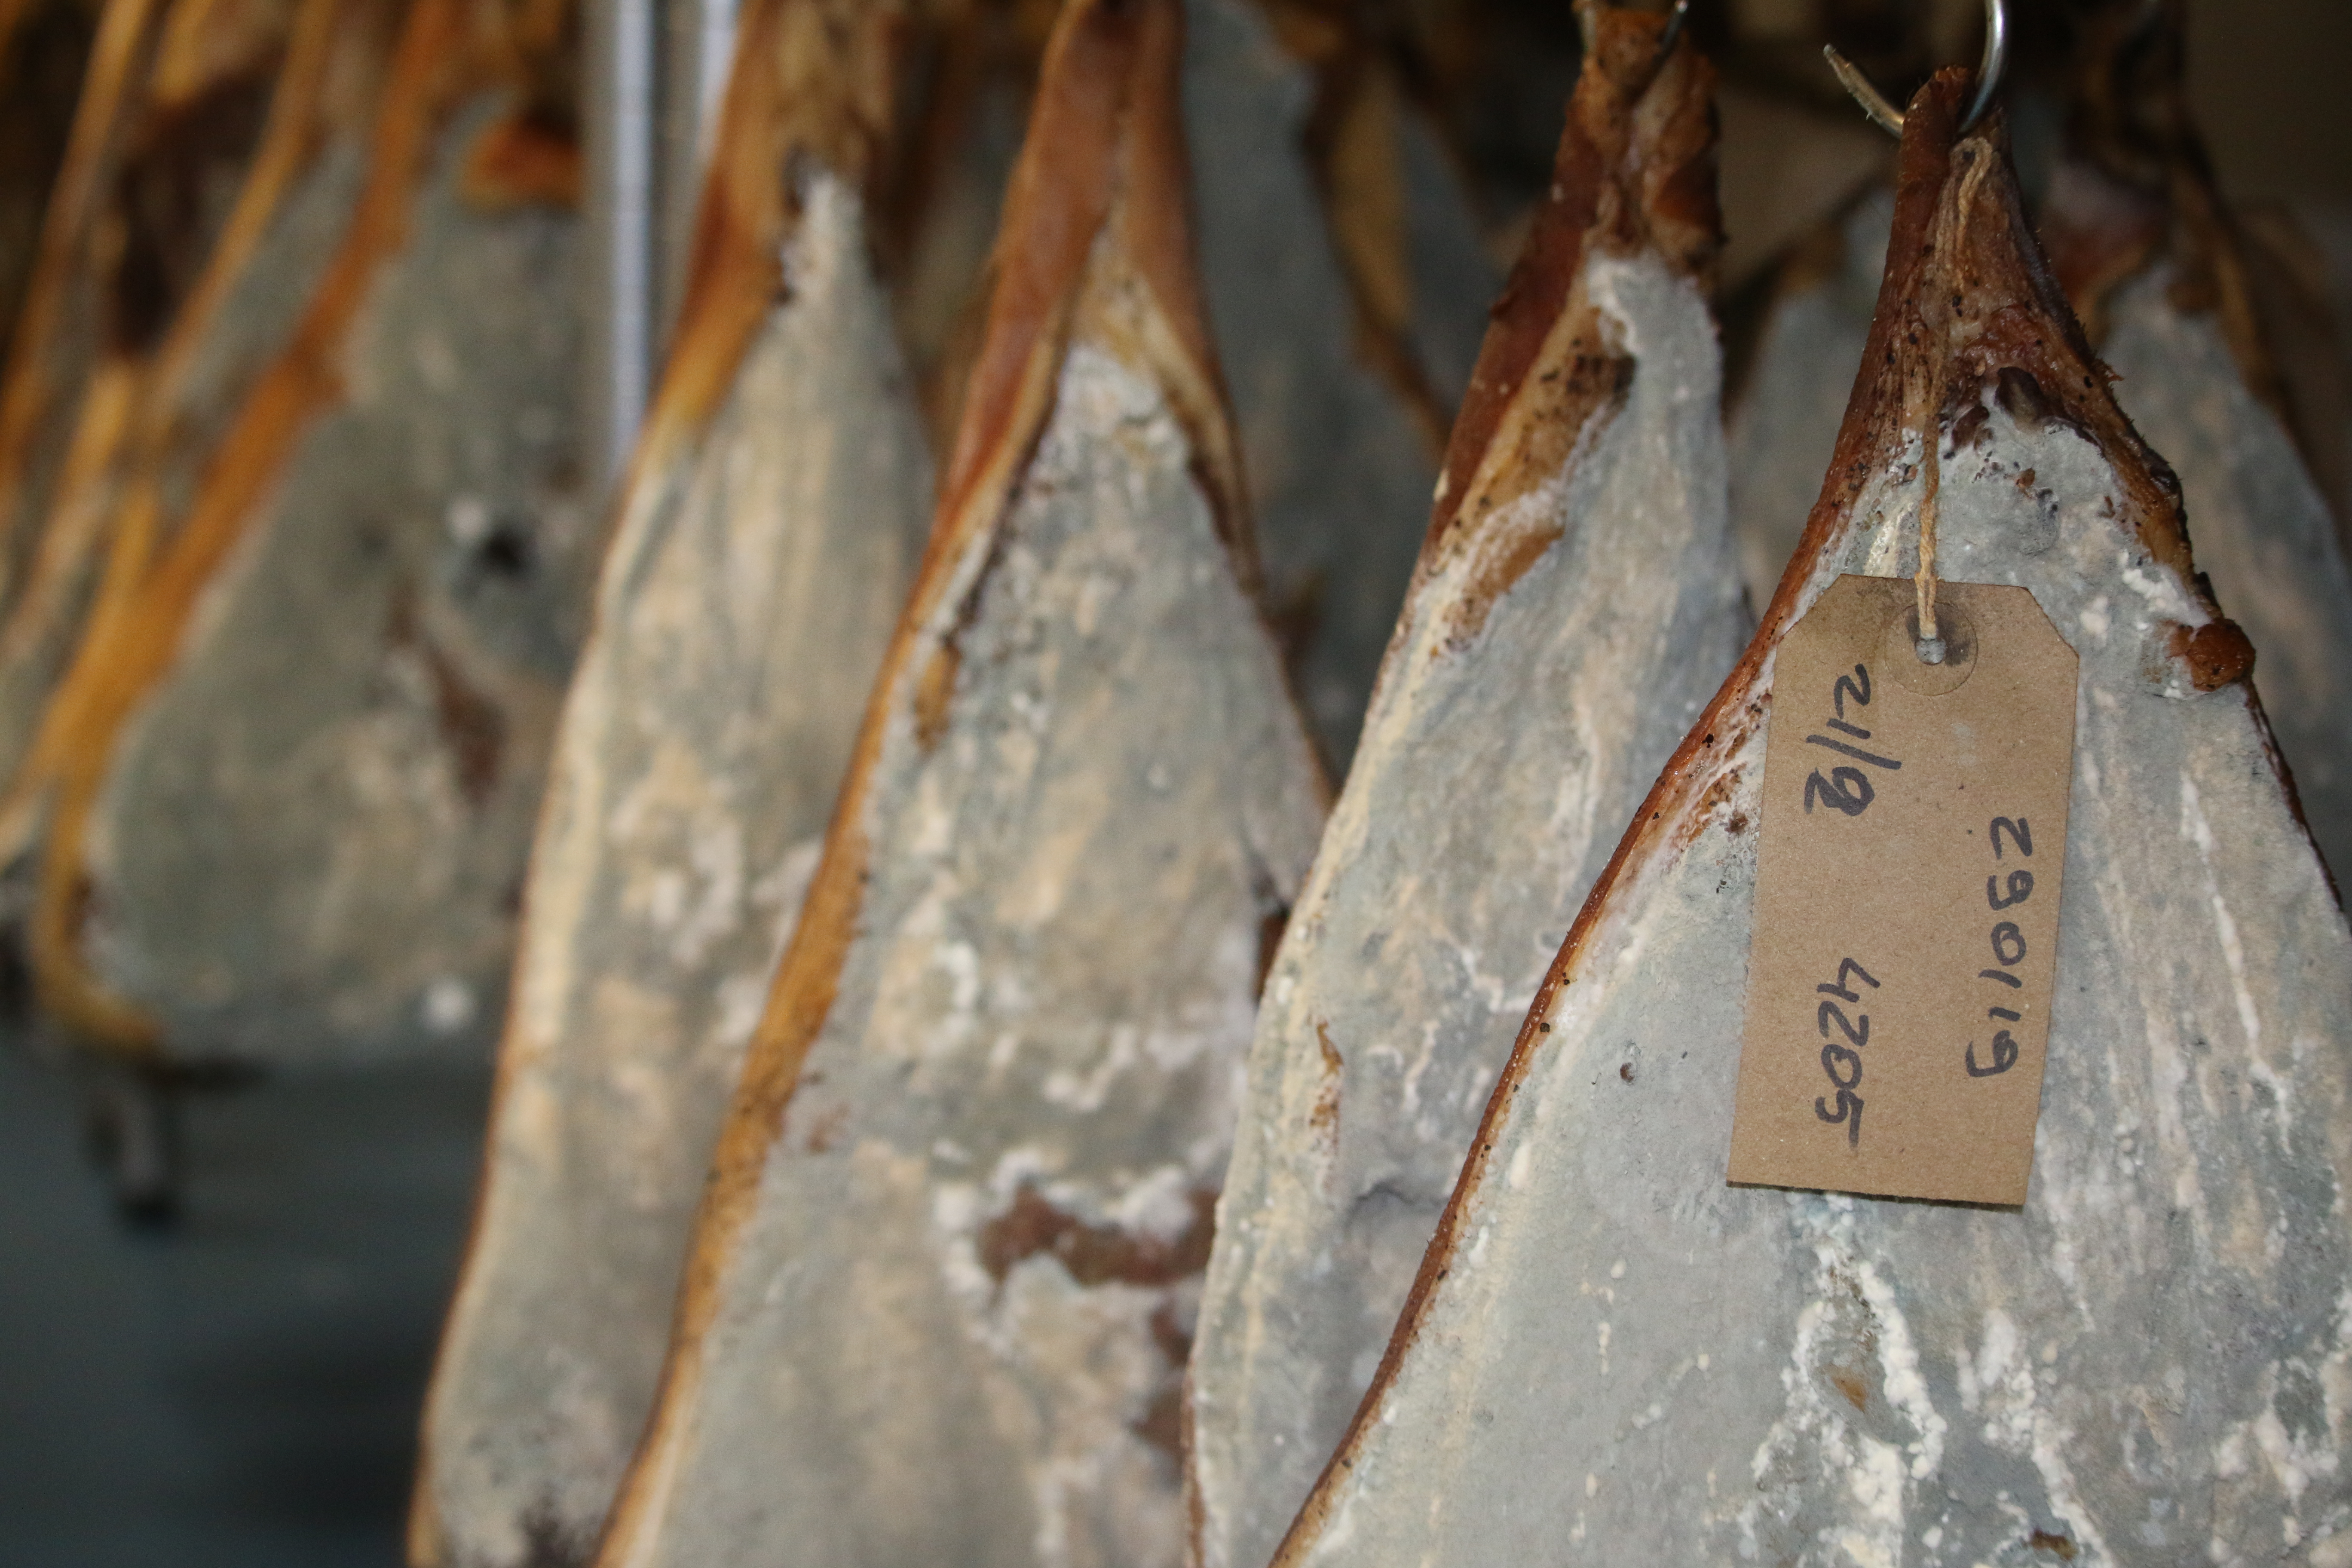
588,0,1325,1561
0,0,402,841
1186,15,1746,1568
2038,0,2352,882
410,1,934,1562
1270,71,2352,1566
5,0,584,1065
1187,0,1494,770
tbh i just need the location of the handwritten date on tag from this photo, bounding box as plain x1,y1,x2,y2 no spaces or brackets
1728,575,2077,1206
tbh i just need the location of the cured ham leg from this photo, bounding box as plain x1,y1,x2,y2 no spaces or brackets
8,0,585,1065
1185,15,1746,1568
410,1,932,1564
1273,72,2352,1567
0,0,401,828
590,0,1325,1562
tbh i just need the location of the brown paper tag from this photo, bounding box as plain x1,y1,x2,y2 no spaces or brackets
1727,575,2078,1206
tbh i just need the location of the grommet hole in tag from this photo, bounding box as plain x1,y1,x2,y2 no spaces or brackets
1883,600,1977,695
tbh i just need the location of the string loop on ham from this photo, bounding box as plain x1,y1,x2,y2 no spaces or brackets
1825,0,2009,665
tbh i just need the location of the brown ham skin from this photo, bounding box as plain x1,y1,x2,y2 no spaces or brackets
1426,12,1717,551
1272,65,2289,1564
1413,7,1717,649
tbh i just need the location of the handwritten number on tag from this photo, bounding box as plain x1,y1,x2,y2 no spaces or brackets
1966,818,2035,1078
1801,663,1902,816
1810,956,1880,1146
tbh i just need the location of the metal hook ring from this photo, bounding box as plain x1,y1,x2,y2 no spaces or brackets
1657,0,1692,60
1824,0,2009,136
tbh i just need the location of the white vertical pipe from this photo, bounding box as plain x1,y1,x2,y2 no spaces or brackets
584,0,658,488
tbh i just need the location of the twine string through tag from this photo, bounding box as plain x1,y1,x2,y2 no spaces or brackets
1912,147,1991,668
1916,428,1945,664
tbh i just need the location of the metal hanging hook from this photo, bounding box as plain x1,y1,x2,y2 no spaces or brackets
1825,0,2009,136
1657,0,1692,59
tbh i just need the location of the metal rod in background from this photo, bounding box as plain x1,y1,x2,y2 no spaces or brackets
584,0,657,488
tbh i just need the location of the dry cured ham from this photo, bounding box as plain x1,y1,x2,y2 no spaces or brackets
1271,71,2352,1566
410,1,932,1562
0,0,402,845
6,0,585,1065
588,0,1325,1562
1185,15,1746,1568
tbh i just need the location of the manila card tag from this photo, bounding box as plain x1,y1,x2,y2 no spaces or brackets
1728,575,2078,1206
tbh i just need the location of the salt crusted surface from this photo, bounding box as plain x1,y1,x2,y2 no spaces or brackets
81,98,585,1063
1277,110,2352,1568
415,172,929,1568
1189,251,1747,1568
598,342,1325,1568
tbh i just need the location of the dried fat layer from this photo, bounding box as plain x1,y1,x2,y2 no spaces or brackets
1184,0,1493,771
1277,88,2352,1568
2100,266,2352,885
1191,246,1746,1568
600,339,1322,1568
1728,192,1890,613
413,172,929,1568
1188,18,1740,1563
72,89,585,1063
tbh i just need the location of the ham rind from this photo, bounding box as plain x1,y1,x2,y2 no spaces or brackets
1186,0,1494,771
9,0,584,1064
591,0,1325,1563
409,2,930,1564
1273,73,2352,1567
1185,17,1746,1568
